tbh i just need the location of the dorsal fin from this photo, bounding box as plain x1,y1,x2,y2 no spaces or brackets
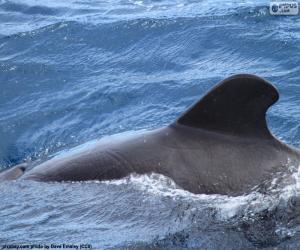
175,74,279,139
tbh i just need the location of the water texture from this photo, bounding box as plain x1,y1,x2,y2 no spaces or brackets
1,0,300,249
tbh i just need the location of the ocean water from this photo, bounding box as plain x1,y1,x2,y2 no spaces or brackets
1,0,300,249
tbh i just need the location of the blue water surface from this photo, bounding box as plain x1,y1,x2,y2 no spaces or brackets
1,0,300,249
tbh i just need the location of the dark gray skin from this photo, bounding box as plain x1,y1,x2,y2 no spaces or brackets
1,74,300,196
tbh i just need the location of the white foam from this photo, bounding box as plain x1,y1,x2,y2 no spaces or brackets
60,161,300,222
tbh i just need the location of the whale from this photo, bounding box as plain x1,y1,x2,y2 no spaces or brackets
0,163,27,181
1,74,300,196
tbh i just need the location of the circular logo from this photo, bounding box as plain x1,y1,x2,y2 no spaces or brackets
271,4,279,12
